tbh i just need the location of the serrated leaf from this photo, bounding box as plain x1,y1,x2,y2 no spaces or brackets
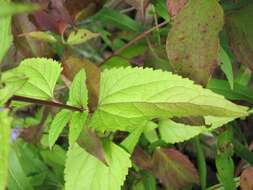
69,111,88,146
21,31,58,43
66,29,99,45
0,72,27,105
0,110,12,190
0,0,12,63
166,0,224,85
152,148,199,189
49,110,72,148
220,47,234,89
89,67,248,132
64,142,131,190
68,69,88,108
14,58,62,100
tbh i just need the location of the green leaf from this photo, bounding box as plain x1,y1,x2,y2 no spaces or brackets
68,69,88,108
220,47,234,89
8,146,34,190
207,79,253,104
22,31,58,43
166,0,224,85
94,8,143,32
216,129,236,190
0,110,12,190
0,72,27,105
121,124,146,154
193,137,207,190
235,66,251,86
0,2,38,17
159,119,206,144
151,0,170,21
0,0,12,63
66,29,99,45
14,58,62,100
69,111,88,146
49,110,72,148
233,139,253,165
90,67,248,132
64,142,131,190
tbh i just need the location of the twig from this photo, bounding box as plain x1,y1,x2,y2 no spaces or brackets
99,20,169,66
10,95,84,112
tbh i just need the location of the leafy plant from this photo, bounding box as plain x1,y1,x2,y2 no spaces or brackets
1,0,253,190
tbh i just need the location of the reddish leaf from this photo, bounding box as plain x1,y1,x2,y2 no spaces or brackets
166,0,224,85
132,147,199,189
32,0,73,35
166,0,188,17
240,167,253,190
226,4,253,72
12,14,53,58
152,148,199,189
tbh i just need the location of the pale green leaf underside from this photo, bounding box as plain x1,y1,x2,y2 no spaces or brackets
67,29,99,45
68,69,88,108
90,67,248,132
159,117,235,144
65,142,131,190
0,110,12,190
49,110,72,148
69,111,88,146
15,58,62,100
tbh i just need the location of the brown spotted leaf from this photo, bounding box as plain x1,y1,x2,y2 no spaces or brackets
226,4,253,72
152,148,199,189
166,0,224,85
166,0,188,17
132,147,199,189
240,167,253,190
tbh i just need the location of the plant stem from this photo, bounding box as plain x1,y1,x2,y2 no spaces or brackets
10,95,84,112
99,20,169,66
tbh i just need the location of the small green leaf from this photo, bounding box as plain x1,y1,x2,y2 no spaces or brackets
233,139,253,165
121,124,146,154
66,29,99,45
193,137,207,190
0,110,12,190
220,47,234,89
64,142,131,190
21,31,58,43
49,110,72,148
68,69,88,108
69,111,88,146
94,8,144,32
0,2,39,17
14,58,62,100
90,67,248,132
216,129,236,190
